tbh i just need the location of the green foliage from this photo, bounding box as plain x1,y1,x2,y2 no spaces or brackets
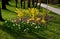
48,4,60,8
4,20,44,33
0,0,60,39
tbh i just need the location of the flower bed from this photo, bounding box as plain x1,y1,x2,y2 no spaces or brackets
4,8,52,33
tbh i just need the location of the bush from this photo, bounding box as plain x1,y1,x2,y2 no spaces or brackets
4,8,52,33
4,20,45,33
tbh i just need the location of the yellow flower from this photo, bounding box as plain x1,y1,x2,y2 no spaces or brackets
41,16,46,24
15,8,24,18
31,8,35,14
36,18,41,22
18,12,24,18
35,8,39,16
27,18,35,23
41,19,46,24
26,9,31,15
40,8,47,24
15,8,42,23
42,8,47,16
27,19,31,23
26,8,40,23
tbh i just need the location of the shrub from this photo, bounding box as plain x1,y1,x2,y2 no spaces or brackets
4,20,43,33
4,8,52,33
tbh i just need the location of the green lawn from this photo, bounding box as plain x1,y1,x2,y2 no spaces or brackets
0,1,60,39
48,4,60,8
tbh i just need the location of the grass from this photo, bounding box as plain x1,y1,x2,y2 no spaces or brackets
0,1,60,39
48,4,60,8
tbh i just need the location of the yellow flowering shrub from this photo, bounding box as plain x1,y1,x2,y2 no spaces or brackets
26,8,31,17
40,8,47,24
35,18,41,23
15,8,24,18
15,8,49,24
27,8,40,23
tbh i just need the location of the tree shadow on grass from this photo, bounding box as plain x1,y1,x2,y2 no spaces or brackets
4,9,16,14
29,32,47,39
8,4,20,8
0,24,47,39
8,4,16,7
0,25,28,39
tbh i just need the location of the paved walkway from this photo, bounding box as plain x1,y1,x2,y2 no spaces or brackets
40,3,60,15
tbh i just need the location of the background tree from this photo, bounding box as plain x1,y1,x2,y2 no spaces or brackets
28,0,30,8
2,0,6,9
24,0,25,9
32,0,34,7
39,0,41,8
15,0,18,8
35,0,38,8
21,0,23,8
0,6,5,21
58,0,60,4
6,0,10,5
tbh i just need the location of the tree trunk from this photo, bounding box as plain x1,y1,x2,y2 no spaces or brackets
6,0,9,5
35,0,38,8
39,0,41,8
21,0,23,8
24,0,25,9
0,6,5,21
49,0,58,4
58,0,60,4
2,0,6,9
15,0,18,8
28,0,30,8
32,0,34,7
